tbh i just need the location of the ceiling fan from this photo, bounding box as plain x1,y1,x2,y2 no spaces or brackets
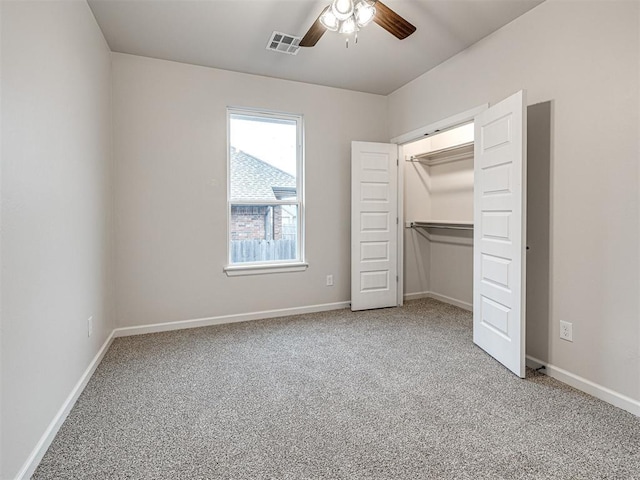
300,0,416,47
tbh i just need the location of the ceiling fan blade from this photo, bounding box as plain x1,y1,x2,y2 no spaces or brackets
300,9,327,47
373,1,416,40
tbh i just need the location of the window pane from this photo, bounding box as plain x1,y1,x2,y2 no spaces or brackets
230,204,298,264
228,108,303,267
229,114,297,202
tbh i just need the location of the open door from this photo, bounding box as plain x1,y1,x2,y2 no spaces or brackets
473,90,527,377
351,141,398,311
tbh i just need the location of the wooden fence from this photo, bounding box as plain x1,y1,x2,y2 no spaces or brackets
231,239,297,263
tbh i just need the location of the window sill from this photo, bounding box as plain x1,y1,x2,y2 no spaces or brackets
224,262,309,277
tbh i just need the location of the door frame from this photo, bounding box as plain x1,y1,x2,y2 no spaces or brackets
390,104,489,306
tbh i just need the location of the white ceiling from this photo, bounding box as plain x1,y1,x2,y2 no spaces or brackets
88,0,544,95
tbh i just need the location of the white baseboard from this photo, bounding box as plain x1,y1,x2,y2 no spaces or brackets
526,355,640,417
16,331,115,480
427,292,473,311
403,291,431,301
404,290,473,311
113,301,351,338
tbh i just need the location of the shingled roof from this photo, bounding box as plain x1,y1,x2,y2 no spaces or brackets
230,147,296,201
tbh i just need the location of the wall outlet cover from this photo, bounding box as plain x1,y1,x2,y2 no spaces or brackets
560,320,573,342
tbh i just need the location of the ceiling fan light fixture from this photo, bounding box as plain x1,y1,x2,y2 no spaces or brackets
319,6,339,31
338,15,357,34
354,0,376,27
299,0,415,48
331,0,354,21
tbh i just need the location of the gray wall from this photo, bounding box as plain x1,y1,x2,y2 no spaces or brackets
112,53,388,328
390,0,640,403
2,1,639,477
1,2,114,478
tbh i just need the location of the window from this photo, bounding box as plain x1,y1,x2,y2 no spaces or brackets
225,108,305,275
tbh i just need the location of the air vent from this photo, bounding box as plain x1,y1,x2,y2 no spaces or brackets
266,31,301,55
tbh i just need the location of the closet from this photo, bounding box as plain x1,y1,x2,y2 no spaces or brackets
403,123,476,311
352,93,550,377
399,100,551,378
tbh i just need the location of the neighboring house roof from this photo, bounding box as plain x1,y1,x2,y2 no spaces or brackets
230,147,296,201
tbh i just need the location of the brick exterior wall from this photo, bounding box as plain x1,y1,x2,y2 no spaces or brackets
230,205,284,241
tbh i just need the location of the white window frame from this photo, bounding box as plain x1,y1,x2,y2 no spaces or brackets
224,107,307,276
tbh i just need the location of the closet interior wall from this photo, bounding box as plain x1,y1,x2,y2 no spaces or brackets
402,126,474,309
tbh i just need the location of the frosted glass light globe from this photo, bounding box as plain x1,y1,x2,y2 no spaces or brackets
355,0,376,27
332,0,354,21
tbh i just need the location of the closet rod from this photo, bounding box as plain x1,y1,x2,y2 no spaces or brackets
406,141,474,162
410,221,473,231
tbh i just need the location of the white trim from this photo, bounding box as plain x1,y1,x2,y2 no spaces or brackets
397,143,405,307
226,107,305,268
428,291,473,311
15,331,115,480
403,291,432,301
230,199,302,206
113,301,350,337
403,291,473,311
390,104,488,145
526,355,640,417
224,262,308,276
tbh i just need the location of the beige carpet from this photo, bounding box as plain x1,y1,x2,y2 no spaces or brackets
33,298,640,479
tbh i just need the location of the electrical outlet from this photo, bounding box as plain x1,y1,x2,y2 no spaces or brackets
326,274,334,286
560,320,572,342
88,316,93,338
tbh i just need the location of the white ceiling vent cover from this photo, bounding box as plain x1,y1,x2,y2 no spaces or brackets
266,31,301,55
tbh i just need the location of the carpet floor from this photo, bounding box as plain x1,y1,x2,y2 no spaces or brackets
33,299,640,479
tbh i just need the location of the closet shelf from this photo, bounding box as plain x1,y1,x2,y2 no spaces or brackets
410,221,474,231
407,142,474,166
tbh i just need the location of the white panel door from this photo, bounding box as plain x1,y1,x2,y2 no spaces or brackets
351,141,398,311
473,90,527,377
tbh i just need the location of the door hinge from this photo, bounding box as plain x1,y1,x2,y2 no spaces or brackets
396,275,399,282
396,217,399,225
